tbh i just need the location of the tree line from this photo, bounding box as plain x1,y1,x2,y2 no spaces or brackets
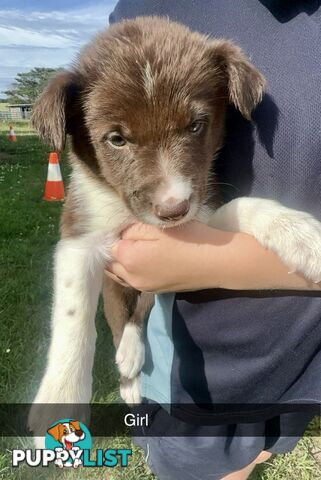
3,68,60,104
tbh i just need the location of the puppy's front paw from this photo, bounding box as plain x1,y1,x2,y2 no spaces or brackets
116,323,145,379
120,376,141,404
28,376,90,441
258,209,321,283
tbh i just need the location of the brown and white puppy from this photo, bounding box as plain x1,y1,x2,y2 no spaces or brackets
28,17,321,439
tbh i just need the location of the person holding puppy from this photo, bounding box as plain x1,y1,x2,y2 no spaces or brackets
106,1,321,479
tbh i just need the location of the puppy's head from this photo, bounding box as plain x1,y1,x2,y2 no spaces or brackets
47,420,85,446
32,16,265,226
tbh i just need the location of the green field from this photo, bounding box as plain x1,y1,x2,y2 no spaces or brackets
0,124,321,479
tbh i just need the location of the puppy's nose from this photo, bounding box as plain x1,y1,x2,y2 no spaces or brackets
154,198,190,221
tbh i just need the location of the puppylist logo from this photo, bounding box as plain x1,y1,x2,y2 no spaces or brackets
12,419,132,469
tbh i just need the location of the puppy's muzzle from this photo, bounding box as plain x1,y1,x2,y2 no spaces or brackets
154,198,190,221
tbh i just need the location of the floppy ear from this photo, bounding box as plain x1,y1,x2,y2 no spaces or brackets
31,70,81,151
210,40,266,120
70,420,81,430
47,423,63,441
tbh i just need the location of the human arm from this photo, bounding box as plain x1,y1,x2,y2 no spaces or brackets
105,221,321,293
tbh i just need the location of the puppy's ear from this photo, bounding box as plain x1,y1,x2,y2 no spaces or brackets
70,420,81,431
31,70,81,151
210,40,266,120
47,423,63,441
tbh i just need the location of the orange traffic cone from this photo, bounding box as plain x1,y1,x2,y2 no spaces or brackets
43,152,65,201
8,125,17,142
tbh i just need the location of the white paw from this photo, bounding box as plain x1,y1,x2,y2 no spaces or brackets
256,208,321,283
116,323,145,379
120,376,142,404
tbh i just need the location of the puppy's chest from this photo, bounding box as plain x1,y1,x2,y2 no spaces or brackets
67,167,134,234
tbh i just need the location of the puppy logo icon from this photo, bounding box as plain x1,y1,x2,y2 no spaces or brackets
12,418,132,469
45,419,91,468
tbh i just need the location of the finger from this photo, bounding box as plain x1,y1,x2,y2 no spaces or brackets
110,239,134,260
120,222,160,241
105,270,130,287
105,260,128,278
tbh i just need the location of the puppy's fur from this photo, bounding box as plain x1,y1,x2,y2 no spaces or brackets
28,17,321,438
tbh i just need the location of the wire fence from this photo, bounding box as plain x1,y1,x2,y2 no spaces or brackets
0,110,32,121
0,120,34,136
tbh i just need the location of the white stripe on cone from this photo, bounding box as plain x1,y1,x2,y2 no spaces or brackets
47,162,63,182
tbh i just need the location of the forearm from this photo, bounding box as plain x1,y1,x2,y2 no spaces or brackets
200,229,321,291
106,222,321,293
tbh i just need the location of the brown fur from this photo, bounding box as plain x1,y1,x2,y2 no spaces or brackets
103,275,154,351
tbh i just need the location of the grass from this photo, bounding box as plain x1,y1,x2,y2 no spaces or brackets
0,124,321,479
0,103,8,112
1,121,33,135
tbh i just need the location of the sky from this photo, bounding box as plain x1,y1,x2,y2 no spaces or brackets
0,0,118,97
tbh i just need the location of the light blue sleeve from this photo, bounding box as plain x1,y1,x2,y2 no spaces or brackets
140,293,175,406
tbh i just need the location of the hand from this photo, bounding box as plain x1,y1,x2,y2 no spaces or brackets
105,222,321,293
105,221,223,292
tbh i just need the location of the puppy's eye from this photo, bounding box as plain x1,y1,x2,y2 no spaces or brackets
107,132,127,147
188,121,204,134
63,429,68,434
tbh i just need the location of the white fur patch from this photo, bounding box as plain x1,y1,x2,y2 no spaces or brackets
142,61,155,98
155,175,193,205
71,163,134,233
116,323,145,379
120,376,141,404
29,234,109,437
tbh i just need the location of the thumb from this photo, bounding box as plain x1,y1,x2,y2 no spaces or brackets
120,222,160,241
111,238,136,261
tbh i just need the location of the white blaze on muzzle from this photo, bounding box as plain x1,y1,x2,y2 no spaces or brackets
155,176,193,205
153,176,193,220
